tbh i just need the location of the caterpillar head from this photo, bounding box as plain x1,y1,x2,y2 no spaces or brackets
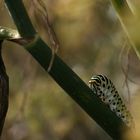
89,75,110,101
89,75,110,90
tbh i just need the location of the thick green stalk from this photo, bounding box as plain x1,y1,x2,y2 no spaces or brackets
4,0,35,37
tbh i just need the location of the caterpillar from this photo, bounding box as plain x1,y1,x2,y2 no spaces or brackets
89,74,134,128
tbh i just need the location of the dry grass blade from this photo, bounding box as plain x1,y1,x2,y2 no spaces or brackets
120,40,138,106
31,0,59,72
120,40,132,105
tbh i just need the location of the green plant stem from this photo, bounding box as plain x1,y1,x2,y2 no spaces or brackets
26,36,126,140
4,0,130,139
4,0,35,37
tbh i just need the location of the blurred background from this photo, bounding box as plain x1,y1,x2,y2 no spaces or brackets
0,0,140,139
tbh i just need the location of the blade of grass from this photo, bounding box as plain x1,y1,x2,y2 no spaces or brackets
110,0,140,59
110,0,131,13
